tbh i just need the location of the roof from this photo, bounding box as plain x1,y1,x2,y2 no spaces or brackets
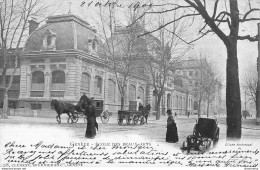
24,14,97,53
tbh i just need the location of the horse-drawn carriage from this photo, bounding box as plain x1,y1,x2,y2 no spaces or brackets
51,99,110,124
181,117,220,154
117,103,150,125
72,100,110,124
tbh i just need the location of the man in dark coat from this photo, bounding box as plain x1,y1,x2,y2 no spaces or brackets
166,109,179,143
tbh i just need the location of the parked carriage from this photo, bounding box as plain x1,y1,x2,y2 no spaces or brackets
71,100,110,124
117,102,150,125
181,117,220,154
118,110,146,125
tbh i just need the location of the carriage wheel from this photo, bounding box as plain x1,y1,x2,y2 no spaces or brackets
126,116,131,125
118,118,123,125
84,117,88,123
71,115,79,123
133,114,139,125
56,116,61,124
140,116,145,125
101,110,110,124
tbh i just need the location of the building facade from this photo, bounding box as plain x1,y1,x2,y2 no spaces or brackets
1,14,148,117
1,14,222,118
174,59,223,116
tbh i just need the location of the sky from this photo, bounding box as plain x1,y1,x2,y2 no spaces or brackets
46,0,260,95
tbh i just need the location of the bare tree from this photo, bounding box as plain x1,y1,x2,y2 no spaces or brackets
147,14,190,120
97,7,148,110
130,0,260,139
195,53,221,117
0,0,50,119
242,65,257,109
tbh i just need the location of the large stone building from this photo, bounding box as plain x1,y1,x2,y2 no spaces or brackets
0,13,222,118
0,14,148,117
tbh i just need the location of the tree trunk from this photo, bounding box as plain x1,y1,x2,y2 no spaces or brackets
226,42,241,139
121,96,125,110
156,95,162,120
198,97,202,117
206,95,210,117
161,94,165,116
1,88,8,119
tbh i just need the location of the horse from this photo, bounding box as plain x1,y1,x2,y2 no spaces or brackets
50,99,76,124
141,104,151,124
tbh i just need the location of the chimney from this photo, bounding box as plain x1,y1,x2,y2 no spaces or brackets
29,19,39,35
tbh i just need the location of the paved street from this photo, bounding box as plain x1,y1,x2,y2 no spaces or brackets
1,114,260,148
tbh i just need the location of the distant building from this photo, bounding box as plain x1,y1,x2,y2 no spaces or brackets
174,58,223,116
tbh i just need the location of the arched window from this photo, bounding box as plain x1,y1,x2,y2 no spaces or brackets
129,84,136,101
31,71,44,96
194,101,198,110
92,41,97,51
94,76,102,94
81,73,91,92
52,70,65,83
32,71,44,84
167,93,171,109
138,87,144,104
108,79,116,102
47,35,52,46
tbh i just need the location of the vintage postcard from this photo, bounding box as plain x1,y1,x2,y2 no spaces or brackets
0,0,260,169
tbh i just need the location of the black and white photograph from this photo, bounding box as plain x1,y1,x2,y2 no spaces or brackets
0,0,260,168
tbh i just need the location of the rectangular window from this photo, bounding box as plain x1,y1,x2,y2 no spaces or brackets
31,103,42,110
189,71,193,76
50,58,66,63
31,59,45,63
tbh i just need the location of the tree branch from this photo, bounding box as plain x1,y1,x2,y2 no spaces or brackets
212,0,219,19
239,18,260,22
138,13,200,37
242,8,260,21
238,34,258,42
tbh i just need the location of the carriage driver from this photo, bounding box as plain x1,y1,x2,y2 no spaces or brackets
137,96,143,111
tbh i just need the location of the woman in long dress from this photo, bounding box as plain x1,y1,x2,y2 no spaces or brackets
166,109,179,143
85,100,98,139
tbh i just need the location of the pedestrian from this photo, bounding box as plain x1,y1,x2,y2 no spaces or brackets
136,96,143,111
174,112,177,118
166,109,179,143
188,112,190,118
85,99,98,139
79,93,89,104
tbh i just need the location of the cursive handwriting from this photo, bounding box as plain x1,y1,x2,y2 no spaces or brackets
80,0,153,11
1,141,259,167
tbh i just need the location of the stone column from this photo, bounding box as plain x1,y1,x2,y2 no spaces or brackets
26,73,31,98
19,64,29,98
43,72,50,98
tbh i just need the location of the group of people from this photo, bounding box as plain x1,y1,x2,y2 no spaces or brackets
78,94,178,143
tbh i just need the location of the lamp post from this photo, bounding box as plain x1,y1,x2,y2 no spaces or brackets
256,23,260,125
